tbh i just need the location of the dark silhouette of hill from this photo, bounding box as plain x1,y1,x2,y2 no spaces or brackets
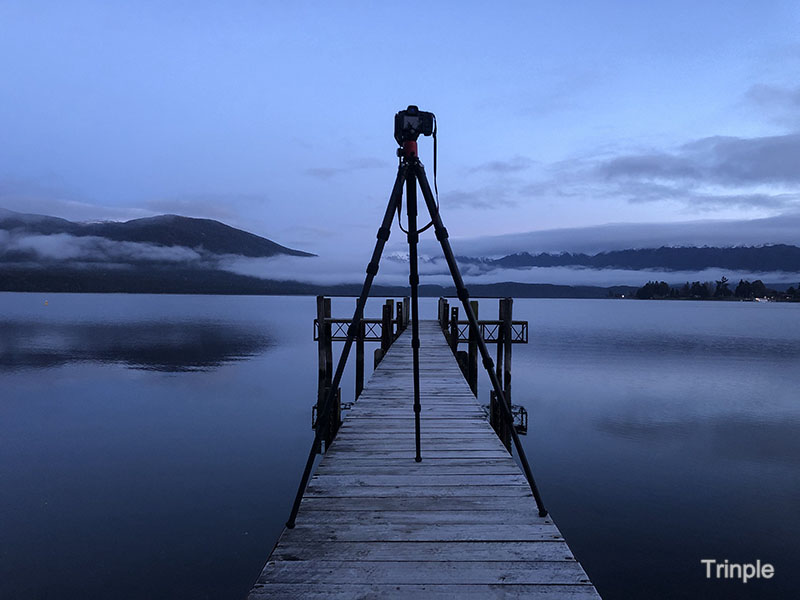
485,245,800,272
0,209,313,258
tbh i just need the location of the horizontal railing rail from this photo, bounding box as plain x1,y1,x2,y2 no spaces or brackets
452,320,528,344
314,317,401,342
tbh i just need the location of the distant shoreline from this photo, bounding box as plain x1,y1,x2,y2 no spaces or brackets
0,266,638,299
3,267,797,300
633,278,800,302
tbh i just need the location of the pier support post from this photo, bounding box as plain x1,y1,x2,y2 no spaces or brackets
449,305,459,354
502,297,513,411
356,300,364,400
468,300,479,396
318,385,341,450
490,298,513,451
396,300,403,339
381,300,393,353
316,296,331,408
316,296,335,450
438,298,449,330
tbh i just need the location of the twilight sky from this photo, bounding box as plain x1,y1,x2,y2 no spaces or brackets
2,1,800,261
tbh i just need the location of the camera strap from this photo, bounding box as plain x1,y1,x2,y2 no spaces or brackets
397,116,439,235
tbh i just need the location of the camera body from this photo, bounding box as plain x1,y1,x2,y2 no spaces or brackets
394,105,435,145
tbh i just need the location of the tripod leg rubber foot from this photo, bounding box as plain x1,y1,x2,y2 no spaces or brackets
415,456,422,463
538,509,548,518
286,520,296,529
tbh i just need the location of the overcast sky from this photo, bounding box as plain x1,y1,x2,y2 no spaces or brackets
2,1,799,259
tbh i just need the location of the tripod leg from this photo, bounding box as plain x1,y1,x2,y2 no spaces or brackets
286,163,409,529
412,161,548,517
405,167,423,462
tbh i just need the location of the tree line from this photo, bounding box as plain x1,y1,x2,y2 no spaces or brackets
635,277,800,301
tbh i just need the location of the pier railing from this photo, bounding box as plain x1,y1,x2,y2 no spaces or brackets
312,296,409,450
437,297,528,449
311,296,529,453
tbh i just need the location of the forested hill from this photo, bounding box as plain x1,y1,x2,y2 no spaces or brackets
0,209,313,258
481,245,800,272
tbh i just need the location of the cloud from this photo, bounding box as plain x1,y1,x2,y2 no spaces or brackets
144,192,271,224
220,249,800,289
0,232,209,265
221,252,405,286
459,265,800,287
522,130,800,213
419,212,800,256
494,84,800,215
745,84,800,126
473,156,535,174
600,153,699,181
0,178,151,222
682,134,800,186
598,133,800,188
440,186,517,209
305,167,339,180
305,157,391,179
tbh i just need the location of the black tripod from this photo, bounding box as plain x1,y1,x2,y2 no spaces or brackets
285,107,547,528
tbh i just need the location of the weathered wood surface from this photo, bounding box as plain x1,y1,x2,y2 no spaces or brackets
249,320,599,599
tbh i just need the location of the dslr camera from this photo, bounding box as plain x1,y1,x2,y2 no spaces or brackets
394,105,435,145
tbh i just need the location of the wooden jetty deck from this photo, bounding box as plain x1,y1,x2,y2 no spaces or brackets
249,320,600,599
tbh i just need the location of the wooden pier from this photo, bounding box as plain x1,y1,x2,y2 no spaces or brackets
249,309,599,598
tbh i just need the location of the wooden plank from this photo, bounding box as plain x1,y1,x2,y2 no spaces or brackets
296,496,549,512
321,450,513,459
250,584,600,599
256,560,590,585
309,474,529,486
315,465,522,476
293,510,557,525
304,485,531,498
274,523,563,542
271,540,577,561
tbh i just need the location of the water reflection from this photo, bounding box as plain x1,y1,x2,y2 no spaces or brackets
594,415,800,466
532,328,800,362
0,320,272,371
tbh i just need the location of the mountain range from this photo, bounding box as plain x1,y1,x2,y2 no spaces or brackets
468,245,800,273
2,209,798,296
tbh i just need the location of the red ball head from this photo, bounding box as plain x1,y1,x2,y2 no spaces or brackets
402,140,418,159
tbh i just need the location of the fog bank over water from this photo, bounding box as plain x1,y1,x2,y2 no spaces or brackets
221,252,800,288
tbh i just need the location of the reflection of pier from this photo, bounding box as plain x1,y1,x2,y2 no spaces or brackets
249,298,599,598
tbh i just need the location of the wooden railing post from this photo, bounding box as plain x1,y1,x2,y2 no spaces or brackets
501,297,513,410
468,300,479,396
333,386,341,442
396,300,403,339
499,298,514,451
381,301,393,353
316,296,333,451
356,299,364,400
404,296,410,329
449,306,459,354
387,299,395,339
490,298,513,451
495,298,504,390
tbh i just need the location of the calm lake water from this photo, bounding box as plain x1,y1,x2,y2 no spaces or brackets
1,293,798,599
